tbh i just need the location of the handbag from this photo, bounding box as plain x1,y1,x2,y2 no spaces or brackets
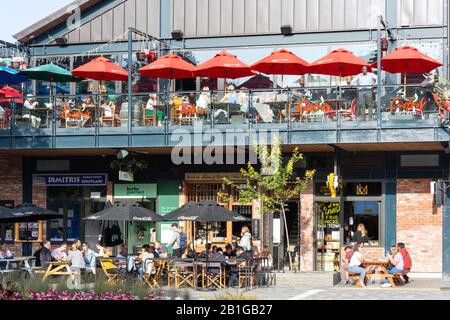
106,222,124,247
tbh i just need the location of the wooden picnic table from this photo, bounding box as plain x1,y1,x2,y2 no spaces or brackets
1,256,35,274
43,261,74,281
362,259,397,288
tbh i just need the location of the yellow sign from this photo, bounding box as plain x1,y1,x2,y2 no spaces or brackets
327,173,337,198
356,184,369,196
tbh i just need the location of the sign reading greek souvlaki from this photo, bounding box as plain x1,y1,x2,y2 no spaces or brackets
33,174,107,186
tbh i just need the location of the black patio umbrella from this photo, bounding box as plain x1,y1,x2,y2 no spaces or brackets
84,201,163,254
162,200,250,222
163,200,251,291
0,203,62,256
83,201,163,222
0,203,62,223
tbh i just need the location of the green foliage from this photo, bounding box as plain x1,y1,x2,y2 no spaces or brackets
211,291,258,300
110,158,148,174
223,141,315,214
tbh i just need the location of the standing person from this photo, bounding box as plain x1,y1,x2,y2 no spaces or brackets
397,242,412,283
352,223,369,245
51,242,68,262
150,228,157,244
168,223,181,258
340,246,354,285
39,241,53,268
179,226,187,255
82,243,96,274
239,226,252,252
381,246,404,288
67,243,85,271
351,66,377,121
348,246,367,288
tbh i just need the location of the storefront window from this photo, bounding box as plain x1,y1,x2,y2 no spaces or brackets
0,200,15,243
343,201,380,246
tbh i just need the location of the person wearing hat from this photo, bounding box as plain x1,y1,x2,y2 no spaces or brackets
23,94,42,128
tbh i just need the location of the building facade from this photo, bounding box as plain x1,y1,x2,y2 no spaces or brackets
0,0,449,276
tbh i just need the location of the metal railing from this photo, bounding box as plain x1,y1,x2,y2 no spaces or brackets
0,85,448,143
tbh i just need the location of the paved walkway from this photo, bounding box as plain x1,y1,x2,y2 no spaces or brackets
185,278,450,300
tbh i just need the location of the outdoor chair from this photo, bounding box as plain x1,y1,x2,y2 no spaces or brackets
326,99,358,121
143,104,157,126
432,93,449,122
144,259,166,289
202,261,226,289
168,260,195,289
100,104,121,127
99,259,120,282
238,260,258,290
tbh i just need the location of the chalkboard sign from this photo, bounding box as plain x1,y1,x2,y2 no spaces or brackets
317,202,341,228
15,222,42,242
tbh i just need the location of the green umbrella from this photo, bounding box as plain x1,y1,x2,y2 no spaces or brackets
20,63,82,96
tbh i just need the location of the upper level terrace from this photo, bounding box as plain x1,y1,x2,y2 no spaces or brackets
0,84,448,152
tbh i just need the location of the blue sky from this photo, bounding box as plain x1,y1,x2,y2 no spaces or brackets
1,0,73,43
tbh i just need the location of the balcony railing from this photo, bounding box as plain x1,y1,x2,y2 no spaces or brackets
0,85,448,148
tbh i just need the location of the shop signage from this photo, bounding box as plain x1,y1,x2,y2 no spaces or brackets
185,173,246,182
114,184,157,199
119,171,134,182
356,184,369,196
317,202,340,228
33,174,107,187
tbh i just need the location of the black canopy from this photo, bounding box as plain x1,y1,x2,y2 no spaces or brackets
84,201,163,222
162,200,251,222
0,203,62,222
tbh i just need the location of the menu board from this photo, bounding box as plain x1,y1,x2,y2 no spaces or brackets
15,222,42,242
317,202,341,228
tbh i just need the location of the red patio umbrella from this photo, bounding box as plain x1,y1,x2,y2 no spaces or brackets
194,51,255,79
251,49,310,76
374,45,442,74
309,48,371,77
72,57,129,81
139,54,195,79
0,86,24,104
373,45,443,88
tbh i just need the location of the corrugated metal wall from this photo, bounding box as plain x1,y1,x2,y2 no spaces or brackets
398,0,444,27
172,0,446,37
172,0,387,36
65,0,161,43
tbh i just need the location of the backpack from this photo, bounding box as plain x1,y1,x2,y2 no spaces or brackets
179,232,187,249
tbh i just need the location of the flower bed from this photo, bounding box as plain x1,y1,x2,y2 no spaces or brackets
0,289,177,301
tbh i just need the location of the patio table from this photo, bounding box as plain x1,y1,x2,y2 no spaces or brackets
1,256,35,275
362,259,397,288
43,261,74,281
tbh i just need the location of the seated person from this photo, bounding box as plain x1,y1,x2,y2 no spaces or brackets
23,94,42,128
145,94,163,125
398,242,412,283
67,243,86,272
348,245,367,288
227,246,253,288
196,87,211,111
223,243,236,258
220,85,238,104
238,87,249,113
182,243,197,259
340,246,354,285
0,243,13,259
51,243,68,262
381,246,404,288
198,243,213,259
155,241,168,259
82,243,96,274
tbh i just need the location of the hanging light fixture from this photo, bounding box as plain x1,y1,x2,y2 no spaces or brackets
381,37,389,52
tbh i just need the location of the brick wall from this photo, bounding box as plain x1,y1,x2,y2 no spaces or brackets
299,182,314,271
397,179,443,273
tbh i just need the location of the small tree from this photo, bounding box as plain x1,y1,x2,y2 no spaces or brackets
223,141,315,269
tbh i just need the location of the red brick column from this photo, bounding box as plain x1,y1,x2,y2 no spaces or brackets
0,155,23,206
299,182,314,271
397,179,443,273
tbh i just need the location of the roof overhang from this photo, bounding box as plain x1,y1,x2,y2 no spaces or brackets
13,0,102,44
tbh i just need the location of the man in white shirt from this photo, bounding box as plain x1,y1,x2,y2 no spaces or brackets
23,94,42,128
351,66,377,121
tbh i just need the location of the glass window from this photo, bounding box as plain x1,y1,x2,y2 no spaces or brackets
0,200,15,243
343,201,380,246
